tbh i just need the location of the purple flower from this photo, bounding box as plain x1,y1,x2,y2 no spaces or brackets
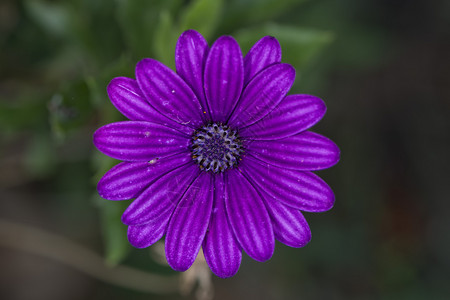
93,30,339,278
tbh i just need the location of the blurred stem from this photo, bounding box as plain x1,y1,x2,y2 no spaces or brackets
0,219,179,294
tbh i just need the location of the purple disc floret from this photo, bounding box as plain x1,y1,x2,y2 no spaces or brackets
93,29,340,278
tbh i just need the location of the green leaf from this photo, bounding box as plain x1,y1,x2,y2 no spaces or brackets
116,0,183,58
180,0,224,39
235,23,334,71
97,197,131,266
0,97,47,131
93,151,128,266
24,0,71,37
24,132,56,178
221,0,308,32
153,10,179,69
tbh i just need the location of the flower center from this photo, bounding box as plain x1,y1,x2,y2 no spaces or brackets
191,123,244,173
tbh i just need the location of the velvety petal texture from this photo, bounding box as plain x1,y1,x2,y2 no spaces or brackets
240,94,326,140
121,164,199,225
242,157,335,212
136,58,204,128
226,169,274,262
263,197,311,248
93,121,190,162
244,36,281,85
93,29,339,278
248,131,340,171
166,172,214,271
97,151,192,200
127,213,169,248
175,30,209,118
203,174,242,278
228,63,295,128
204,36,244,123
107,77,193,136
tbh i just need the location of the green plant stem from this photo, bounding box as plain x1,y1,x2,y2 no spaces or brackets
0,219,180,294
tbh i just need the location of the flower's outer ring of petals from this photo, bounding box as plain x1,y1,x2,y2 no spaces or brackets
97,151,192,200
93,121,190,162
262,196,312,248
136,58,204,128
127,212,170,248
228,63,295,128
244,36,281,85
240,94,327,140
242,157,335,212
203,174,242,278
204,35,244,123
121,164,199,226
248,131,340,171
107,77,193,136
225,169,274,262
175,30,209,120
165,172,214,272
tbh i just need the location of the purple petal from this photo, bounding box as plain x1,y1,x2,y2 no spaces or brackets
97,151,192,200
121,164,199,225
228,63,295,128
136,58,204,128
93,121,190,162
248,131,340,171
203,174,242,278
107,77,154,121
225,169,274,262
242,157,335,212
175,30,209,119
263,196,311,248
240,94,327,140
204,36,244,123
127,212,170,248
165,172,214,271
107,77,192,135
244,36,281,85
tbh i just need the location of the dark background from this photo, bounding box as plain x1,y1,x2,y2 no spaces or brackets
1,0,449,299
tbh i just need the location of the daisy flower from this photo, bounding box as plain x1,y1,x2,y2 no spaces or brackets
93,30,340,278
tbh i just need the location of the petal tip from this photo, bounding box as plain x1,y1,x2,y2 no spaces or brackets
299,232,312,248
121,213,130,225
260,35,281,50
135,58,158,74
213,266,240,278
323,191,336,212
180,29,204,39
127,233,149,249
280,233,312,248
264,35,278,41
330,143,341,166
282,63,296,78
250,248,274,262
313,95,327,117
92,126,104,149
121,211,137,226
297,235,312,248
311,186,336,212
211,35,242,54
166,254,194,272
216,35,238,43
96,179,109,199
244,239,275,262
96,179,127,201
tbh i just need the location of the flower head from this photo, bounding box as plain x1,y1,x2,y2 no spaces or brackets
93,30,340,278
